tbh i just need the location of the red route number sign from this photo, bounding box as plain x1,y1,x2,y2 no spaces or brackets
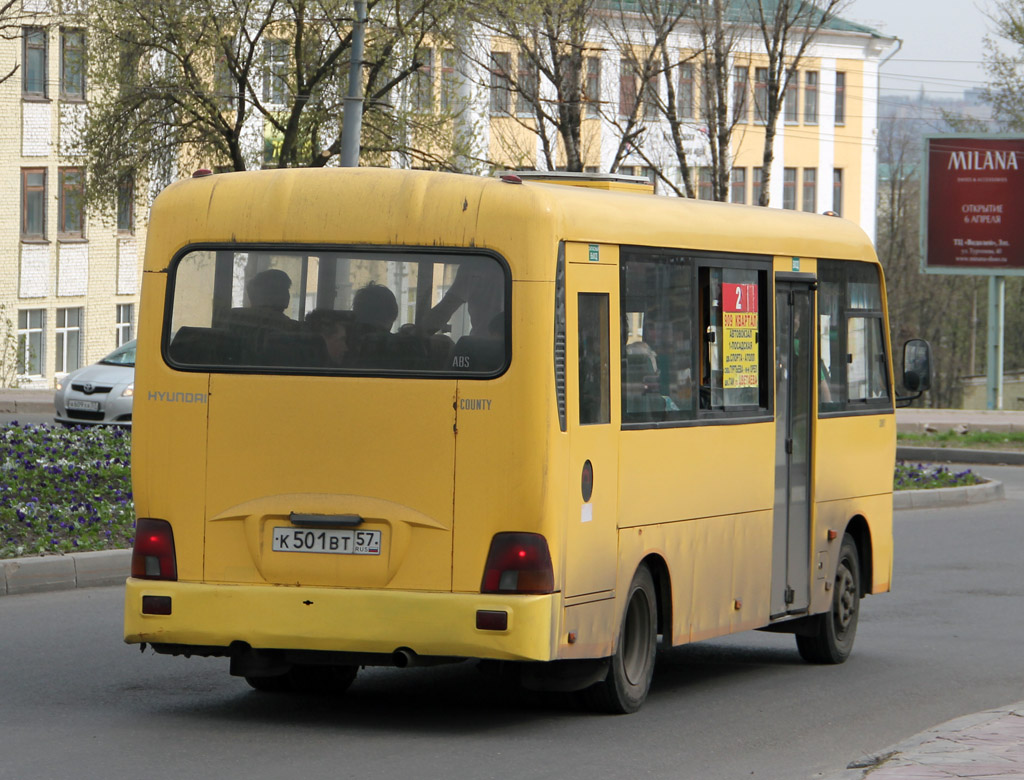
722,283,758,389
925,136,1024,272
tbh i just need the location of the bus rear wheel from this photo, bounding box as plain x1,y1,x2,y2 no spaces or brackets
246,663,358,694
797,533,860,664
583,565,657,714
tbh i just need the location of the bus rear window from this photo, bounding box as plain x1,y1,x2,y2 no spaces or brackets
165,248,508,376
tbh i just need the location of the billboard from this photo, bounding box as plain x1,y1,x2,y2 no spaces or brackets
922,135,1024,275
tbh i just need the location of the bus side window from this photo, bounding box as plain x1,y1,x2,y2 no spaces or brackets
817,259,891,412
578,293,610,425
619,249,695,425
699,265,767,413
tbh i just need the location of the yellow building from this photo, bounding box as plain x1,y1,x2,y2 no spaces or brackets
457,12,895,241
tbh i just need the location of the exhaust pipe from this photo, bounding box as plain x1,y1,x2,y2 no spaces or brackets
393,647,418,668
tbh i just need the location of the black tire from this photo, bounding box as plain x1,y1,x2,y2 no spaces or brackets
246,664,358,694
797,533,860,664
583,565,657,714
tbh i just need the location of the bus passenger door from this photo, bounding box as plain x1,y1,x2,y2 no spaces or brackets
771,279,814,617
564,254,619,599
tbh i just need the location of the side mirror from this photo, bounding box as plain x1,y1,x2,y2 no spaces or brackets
902,338,932,393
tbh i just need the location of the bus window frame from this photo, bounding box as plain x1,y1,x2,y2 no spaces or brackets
160,242,514,380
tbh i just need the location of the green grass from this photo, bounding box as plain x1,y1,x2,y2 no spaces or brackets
1,422,134,559
898,430,1024,450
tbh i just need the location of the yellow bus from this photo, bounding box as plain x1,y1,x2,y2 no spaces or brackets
125,168,926,713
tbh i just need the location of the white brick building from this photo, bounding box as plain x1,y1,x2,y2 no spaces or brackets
1,12,141,389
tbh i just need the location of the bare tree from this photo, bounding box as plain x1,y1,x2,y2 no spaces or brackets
983,0,1024,130
748,0,846,205
464,0,595,172
0,0,40,86
693,0,747,200
70,0,460,205
876,101,976,407
598,0,704,195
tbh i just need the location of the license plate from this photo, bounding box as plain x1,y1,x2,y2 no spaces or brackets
271,527,382,555
66,399,100,411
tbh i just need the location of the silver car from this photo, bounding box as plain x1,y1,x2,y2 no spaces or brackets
54,340,136,426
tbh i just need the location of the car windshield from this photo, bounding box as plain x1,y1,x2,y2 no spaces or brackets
101,340,136,366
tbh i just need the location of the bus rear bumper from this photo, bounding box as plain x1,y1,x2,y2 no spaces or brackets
124,578,560,663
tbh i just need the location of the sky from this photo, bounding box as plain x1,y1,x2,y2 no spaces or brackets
844,0,995,98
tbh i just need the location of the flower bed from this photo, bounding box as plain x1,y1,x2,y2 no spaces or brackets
894,462,983,491
1,422,134,559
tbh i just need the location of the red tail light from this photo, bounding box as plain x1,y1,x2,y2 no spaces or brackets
481,533,554,594
131,518,178,581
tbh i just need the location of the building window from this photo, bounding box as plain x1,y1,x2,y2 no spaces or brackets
642,73,659,120
678,62,694,119
117,172,135,233
116,303,134,346
782,167,797,210
784,70,798,123
21,168,46,240
263,38,288,104
440,49,457,113
732,66,748,124
804,71,818,124
754,67,768,123
802,168,817,212
23,27,47,98
17,309,45,376
833,169,843,216
411,47,433,113
213,38,234,107
752,167,763,205
59,168,85,239
56,307,83,374
698,167,713,200
517,49,538,117
489,51,511,115
619,59,637,118
60,29,85,100
835,72,846,125
585,56,601,118
730,167,746,204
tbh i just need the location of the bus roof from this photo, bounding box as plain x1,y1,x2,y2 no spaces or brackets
145,167,878,276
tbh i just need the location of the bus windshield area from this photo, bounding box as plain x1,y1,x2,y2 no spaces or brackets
165,248,508,376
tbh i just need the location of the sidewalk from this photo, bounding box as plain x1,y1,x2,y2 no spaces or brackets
824,704,1024,780
0,387,53,415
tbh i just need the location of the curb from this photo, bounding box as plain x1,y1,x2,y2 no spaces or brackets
0,549,130,596
0,399,53,415
893,479,1004,510
897,445,1024,466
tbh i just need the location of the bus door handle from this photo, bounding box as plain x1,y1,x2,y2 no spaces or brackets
288,513,364,528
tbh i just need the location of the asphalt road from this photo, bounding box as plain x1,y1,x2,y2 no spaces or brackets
1,468,1022,780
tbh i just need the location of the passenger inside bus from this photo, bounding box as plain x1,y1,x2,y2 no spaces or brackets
306,309,353,367
243,269,298,329
421,262,504,337
353,283,399,333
